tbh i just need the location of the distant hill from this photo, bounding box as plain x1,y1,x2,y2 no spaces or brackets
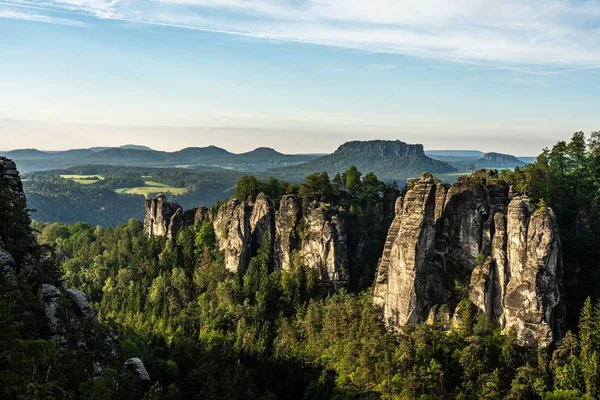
89,144,153,152
517,156,537,164
89,148,171,164
2,148,50,159
269,140,455,181
120,144,153,151
474,152,526,168
2,144,320,173
426,149,531,172
426,150,485,160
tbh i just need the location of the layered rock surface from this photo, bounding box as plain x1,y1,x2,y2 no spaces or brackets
145,193,350,286
210,195,349,285
144,194,184,240
374,171,564,346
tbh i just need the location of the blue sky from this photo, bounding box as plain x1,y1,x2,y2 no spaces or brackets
1,0,599,155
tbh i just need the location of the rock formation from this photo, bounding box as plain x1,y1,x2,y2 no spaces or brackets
144,193,184,240
124,358,151,382
374,171,564,346
144,192,350,286
212,198,253,272
1,157,150,385
273,195,303,272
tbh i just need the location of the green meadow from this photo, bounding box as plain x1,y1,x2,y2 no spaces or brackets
60,174,105,185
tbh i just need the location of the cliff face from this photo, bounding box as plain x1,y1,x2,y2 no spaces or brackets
0,157,149,380
144,194,184,240
477,152,526,168
374,171,564,346
0,157,36,277
145,193,350,285
214,195,349,285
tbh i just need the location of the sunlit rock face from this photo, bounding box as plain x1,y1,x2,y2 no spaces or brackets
374,171,564,346
210,195,349,285
144,191,350,286
144,194,184,240
212,198,252,272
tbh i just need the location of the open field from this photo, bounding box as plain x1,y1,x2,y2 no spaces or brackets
60,174,105,184
115,180,187,197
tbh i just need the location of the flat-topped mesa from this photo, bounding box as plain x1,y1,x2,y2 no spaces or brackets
144,194,184,240
374,171,564,346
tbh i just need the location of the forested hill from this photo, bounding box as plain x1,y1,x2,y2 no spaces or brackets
1,145,319,173
269,140,456,181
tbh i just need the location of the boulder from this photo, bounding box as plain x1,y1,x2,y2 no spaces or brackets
124,358,151,382
66,288,96,319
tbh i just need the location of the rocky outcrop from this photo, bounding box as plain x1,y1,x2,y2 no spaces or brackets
144,192,350,285
500,197,562,346
0,247,16,276
144,194,184,240
194,206,211,228
42,283,62,338
374,171,564,346
65,288,97,319
250,193,275,256
1,157,146,384
0,157,36,277
274,195,303,271
209,195,349,283
212,198,252,272
124,358,151,382
299,201,348,285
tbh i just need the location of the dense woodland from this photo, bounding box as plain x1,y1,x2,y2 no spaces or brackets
23,166,242,226
2,132,600,399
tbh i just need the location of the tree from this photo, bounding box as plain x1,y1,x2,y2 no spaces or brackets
345,166,362,197
235,175,261,201
195,221,216,256
299,172,333,202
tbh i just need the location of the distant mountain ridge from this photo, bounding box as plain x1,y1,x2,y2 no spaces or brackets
0,145,320,173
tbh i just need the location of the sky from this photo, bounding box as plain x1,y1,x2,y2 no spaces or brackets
1,0,599,155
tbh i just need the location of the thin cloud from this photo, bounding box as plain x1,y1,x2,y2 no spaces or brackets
0,6,91,26
3,0,600,69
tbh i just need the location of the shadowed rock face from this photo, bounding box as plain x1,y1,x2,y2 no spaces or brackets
374,171,564,346
0,157,133,366
274,195,303,272
1,157,36,277
124,358,151,382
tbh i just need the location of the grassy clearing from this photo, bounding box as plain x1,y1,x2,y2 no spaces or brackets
60,174,105,185
443,172,470,177
115,186,187,197
143,181,170,188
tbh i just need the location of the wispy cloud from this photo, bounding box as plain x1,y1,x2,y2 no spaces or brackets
3,0,600,69
0,6,91,27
